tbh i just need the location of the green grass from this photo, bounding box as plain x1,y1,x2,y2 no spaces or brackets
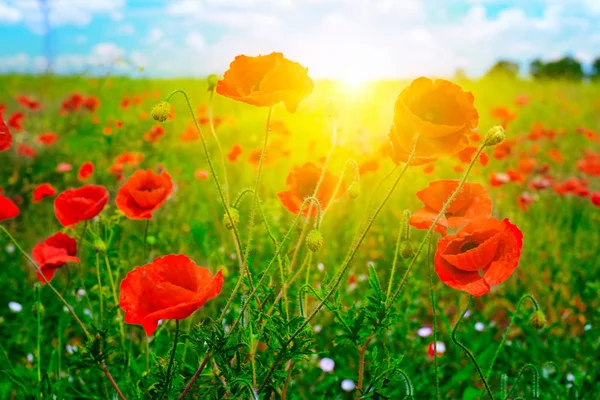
0,74,598,399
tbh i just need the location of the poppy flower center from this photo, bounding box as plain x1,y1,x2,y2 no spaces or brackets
460,241,479,253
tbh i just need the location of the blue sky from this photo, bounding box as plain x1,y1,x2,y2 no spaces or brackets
0,0,599,79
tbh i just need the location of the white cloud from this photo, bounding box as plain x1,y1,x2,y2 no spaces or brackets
0,2,22,22
146,27,164,44
115,23,135,36
186,32,206,52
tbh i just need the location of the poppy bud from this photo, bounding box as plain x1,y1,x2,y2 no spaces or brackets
94,238,107,253
306,229,323,252
32,303,45,316
484,125,506,147
223,207,240,230
151,101,171,122
207,74,219,92
529,310,546,330
399,240,414,259
348,181,361,199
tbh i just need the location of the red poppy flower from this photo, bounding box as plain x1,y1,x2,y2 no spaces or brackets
410,180,492,236
37,132,58,146
17,95,41,111
434,217,523,296
33,183,57,203
119,254,223,335
591,192,600,207
490,106,517,129
514,94,530,107
457,146,488,166
17,144,36,158
389,77,478,165
143,125,165,143
529,176,552,190
33,233,80,283
277,162,344,217
116,170,173,220
0,113,12,151
359,160,380,175
83,96,100,112
115,152,144,167
0,194,20,221
8,112,24,131
78,162,94,181
577,151,600,177
180,126,199,142
518,192,534,211
227,144,242,162
54,185,109,226
61,93,84,113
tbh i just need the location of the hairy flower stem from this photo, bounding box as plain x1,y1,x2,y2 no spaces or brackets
452,295,494,399
289,114,338,271
386,142,486,311
356,333,375,399
104,253,126,347
35,284,42,386
159,320,180,400
484,294,539,383
178,352,212,400
229,197,321,331
284,150,415,348
96,252,104,323
427,236,441,400
166,90,256,306
0,225,127,400
143,219,150,262
504,363,540,400
322,158,359,218
241,106,273,276
208,88,230,204
386,218,406,299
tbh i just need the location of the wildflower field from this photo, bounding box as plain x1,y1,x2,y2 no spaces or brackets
0,61,599,400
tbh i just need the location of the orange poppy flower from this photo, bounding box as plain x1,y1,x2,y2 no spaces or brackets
389,77,478,166
180,126,200,142
17,95,41,111
195,169,209,180
83,96,100,112
410,180,492,236
143,125,165,143
33,233,80,283
78,162,94,181
17,144,36,158
119,254,223,335
490,106,517,129
227,144,242,162
0,113,12,151
434,217,523,296
216,52,314,113
9,112,25,131
0,194,20,221
116,170,173,220
277,162,343,217
33,183,57,203
54,185,109,227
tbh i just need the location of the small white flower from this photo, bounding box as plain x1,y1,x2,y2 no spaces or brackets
357,274,367,282
318,358,335,372
314,325,322,333
83,309,93,317
6,244,15,254
366,261,375,268
464,310,472,318
341,379,355,392
432,341,446,354
27,353,34,362
157,319,163,326
567,373,575,382
317,263,324,271
475,322,485,331
8,302,22,313
584,324,591,331
229,253,236,260
417,327,432,337
77,289,86,297
66,345,77,354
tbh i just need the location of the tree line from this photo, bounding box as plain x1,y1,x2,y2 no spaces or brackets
485,56,600,80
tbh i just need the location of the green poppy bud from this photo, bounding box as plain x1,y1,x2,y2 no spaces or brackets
223,208,240,231
529,310,546,330
150,101,171,122
348,181,361,199
484,125,506,147
306,229,323,252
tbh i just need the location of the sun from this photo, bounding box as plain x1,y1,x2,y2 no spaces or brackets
338,69,372,93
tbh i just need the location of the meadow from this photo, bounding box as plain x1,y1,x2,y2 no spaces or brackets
0,63,599,400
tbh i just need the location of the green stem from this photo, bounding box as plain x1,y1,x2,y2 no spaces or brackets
322,158,360,218
228,197,321,330
96,252,104,323
166,90,251,297
386,218,406,299
285,149,415,347
159,320,180,400
143,219,150,262
208,88,230,204
104,253,125,346
386,142,486,311
451,295,494,399
35,283,42,387
427,236,440,400
240,105,272,280
504,363,539,400
302,252,313,316
484,294,539,383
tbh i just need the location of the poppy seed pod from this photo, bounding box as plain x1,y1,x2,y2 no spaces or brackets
399,241,414,259
306,229,323,252
348,181,361,199
223,207,240,230
529,309,546,330
484,125,506,147
207,74,219,92
150,101,171,122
